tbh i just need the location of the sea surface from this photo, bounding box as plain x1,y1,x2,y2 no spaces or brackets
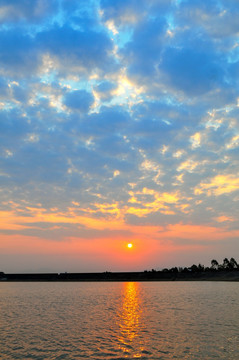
1,281,239,359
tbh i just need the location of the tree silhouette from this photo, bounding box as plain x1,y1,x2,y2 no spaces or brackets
211,259,219,270
229,257,238,269
198,263,204,272
223,258,230,270
190,264,199,272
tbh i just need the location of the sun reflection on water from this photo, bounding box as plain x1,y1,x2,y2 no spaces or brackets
117,282,147,358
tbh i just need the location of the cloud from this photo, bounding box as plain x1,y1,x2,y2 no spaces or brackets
0,78,10,98
37,25,118,77
63,90,94,113
100,0,146,26
0,0,58,23
0,108,30,141
195,174,239,196
159,46,225,96
80,106,130,135
0,30,41,78
1,0,239,272
121,17,167,83
175,0,239,39
100,0,172,27
93,81,117,101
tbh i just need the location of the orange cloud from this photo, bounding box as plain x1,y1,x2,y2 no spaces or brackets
214,216,235,223
195,174,239,196
126,187,183,217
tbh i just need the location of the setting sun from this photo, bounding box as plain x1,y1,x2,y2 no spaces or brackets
127,243,133,249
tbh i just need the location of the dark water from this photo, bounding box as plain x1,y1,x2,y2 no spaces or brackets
1,281,239,359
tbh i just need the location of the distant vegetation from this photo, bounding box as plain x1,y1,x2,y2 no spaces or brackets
145,258,239,274
1,258,239,280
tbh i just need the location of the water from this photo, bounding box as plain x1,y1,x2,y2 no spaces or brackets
1,281,239,359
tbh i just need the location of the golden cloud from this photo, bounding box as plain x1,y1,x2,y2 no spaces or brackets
195,174,239,196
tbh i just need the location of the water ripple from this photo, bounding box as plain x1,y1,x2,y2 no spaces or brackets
1,282,239,359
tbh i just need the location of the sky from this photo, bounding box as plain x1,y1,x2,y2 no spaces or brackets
1,0,239,273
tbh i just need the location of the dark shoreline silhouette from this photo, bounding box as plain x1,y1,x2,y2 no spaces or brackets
1,258,239,282
1,270,239,282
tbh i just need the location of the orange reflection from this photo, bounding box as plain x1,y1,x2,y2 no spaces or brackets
117,282,146,358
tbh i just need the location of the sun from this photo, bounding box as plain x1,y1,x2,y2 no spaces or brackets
127,243,133,249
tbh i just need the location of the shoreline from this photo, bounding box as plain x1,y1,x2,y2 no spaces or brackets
1,270,239,282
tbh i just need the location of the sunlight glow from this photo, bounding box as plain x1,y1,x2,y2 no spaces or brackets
117,282,144,356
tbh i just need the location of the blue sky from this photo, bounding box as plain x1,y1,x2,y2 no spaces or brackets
1,0,239,273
